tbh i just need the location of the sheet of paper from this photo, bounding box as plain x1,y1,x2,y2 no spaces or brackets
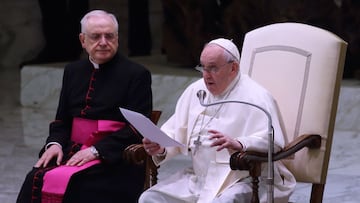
120,108,185,147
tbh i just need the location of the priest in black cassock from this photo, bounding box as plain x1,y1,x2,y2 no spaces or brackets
17,10,152,203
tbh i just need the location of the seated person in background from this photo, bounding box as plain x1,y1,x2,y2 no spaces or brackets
17,10,152,203
139,38,296,203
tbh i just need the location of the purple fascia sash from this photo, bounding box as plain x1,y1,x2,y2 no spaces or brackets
41,118,125,203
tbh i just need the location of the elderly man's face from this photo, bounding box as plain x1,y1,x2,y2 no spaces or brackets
199,45,238,96
79,15,118,64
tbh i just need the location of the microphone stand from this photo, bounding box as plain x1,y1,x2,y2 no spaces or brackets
197,91,274,203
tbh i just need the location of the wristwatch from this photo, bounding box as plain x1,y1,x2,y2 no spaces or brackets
90,146,99,158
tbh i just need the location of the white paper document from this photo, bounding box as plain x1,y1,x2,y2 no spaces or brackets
120,108,185,147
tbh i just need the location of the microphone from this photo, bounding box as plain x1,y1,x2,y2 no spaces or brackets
196,90,206,105
196,89,275,203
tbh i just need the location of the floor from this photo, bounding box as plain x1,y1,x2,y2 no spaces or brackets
0,56,360,203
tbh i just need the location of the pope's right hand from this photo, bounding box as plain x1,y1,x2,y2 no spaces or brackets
142,137,165,156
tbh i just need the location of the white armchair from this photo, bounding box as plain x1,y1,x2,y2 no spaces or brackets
230,22,347,203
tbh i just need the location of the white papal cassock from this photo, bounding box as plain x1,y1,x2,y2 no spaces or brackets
139,73,296,203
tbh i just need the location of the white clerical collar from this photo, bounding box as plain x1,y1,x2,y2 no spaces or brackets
89,57,99,69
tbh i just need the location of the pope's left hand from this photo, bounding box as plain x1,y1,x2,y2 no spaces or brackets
209,130,243,151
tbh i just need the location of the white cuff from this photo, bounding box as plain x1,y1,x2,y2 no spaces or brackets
236,139,246,151
156,148,167,157
45,142,62,150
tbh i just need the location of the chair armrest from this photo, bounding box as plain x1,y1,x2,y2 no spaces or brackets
123,143,159,189
123,144,147,165
229,134,321,203
230,134,321,169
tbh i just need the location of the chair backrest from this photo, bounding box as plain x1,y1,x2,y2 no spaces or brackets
239,22,347,184
150,110,162,126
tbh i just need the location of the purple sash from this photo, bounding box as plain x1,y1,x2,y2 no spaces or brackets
41,118,125,203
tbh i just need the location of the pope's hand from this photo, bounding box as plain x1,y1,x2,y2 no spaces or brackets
209,130,243,151
142,137,165,156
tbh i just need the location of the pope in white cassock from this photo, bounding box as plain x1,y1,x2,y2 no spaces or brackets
139,38,296,203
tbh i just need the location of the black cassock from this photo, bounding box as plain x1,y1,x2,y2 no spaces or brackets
17,53,153,203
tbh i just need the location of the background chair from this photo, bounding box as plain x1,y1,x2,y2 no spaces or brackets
123,110,162,190
230,22,347,203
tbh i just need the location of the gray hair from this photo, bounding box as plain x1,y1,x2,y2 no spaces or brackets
80,10,119,33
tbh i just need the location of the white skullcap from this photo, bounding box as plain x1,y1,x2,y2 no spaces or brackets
208,38,240,62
